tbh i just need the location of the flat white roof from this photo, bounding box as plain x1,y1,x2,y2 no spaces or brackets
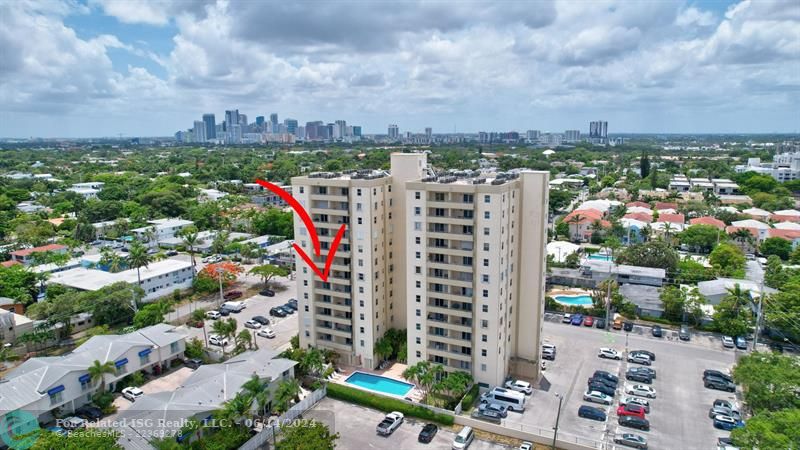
49,259,192,291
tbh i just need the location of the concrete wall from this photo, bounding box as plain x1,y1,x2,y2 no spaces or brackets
453,415,601,450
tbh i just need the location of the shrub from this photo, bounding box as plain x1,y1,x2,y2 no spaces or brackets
459,384,480,412
327,383,454,425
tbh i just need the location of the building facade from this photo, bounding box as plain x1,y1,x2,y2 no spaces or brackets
292,153,549,387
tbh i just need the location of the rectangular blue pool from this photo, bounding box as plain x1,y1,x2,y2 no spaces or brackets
344,371,414,397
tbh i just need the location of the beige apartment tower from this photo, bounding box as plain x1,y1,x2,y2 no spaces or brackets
292,153,548,386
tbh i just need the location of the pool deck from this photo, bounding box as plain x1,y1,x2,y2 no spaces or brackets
331,362,424,402
548,288,592,296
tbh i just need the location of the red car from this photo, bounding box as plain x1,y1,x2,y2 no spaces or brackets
617,404,646,419
584,316,594,327
223,290,243,300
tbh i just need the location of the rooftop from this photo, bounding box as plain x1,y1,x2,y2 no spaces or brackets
10,244,67,257
49,259,192,291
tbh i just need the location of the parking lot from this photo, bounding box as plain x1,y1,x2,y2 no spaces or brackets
183,276,299,354
495,315,740,450
306,398,510,449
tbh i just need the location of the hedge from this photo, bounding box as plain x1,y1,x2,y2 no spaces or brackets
326,382,454,426
459,384,480,412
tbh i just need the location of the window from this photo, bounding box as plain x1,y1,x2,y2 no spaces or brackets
484,211,490,219
358,259,364,267
139,353,150,365
483,259,489,267
299,187,304,193
358,273,364,281
170,342,178,354
358,218,363,224
358,287,364,293
416,337,421,344
482,274,489,283
483,227,490,236
49,390,63,405
357,188,362,196
416,309,421,317
481,320,489,328
304,305,309,312
415,266,421,274
360,340,365,347
483,243,489,251
414,222,422,231
415,237,421,244
303,293,308,299
481,349,487,356
414,207,421,215
115,363,127,376
356,202,362,211
416,323,421,330
484,195,490,203
416,351,422,358
415,191,421,199
360,313,365,320
415,251,421,259
360,327,365,333
415,295,421,303
482,334,488,342
416,281,421,288
481,364,487,372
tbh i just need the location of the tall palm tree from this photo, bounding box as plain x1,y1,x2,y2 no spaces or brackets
273,379,301,414
180,227,202,278
300,347,325,376
242,374,270,419
87,360,116,393
127,241,152,303
216,393,253,425
662,222,674,243
566,214,585,242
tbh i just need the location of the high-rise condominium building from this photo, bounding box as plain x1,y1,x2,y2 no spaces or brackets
388,124,399,139
203,114,216,140
292,153,549,386
425,127,432,141
589,121,608,139
270,113,279,130
225,110,240,129
284,119,298,135
192,121,206,142
564,130,581,142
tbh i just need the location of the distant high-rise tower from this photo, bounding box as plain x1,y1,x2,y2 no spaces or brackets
256,116,265,130
284,118,298,135
589,121,608,139
388,124,399,139
239,114,248,132
193,121,206,142
335,120,347,138
352,126,362,137
270,113,278,130
225,110,239,130
564,130,580,142
203,114,216,140
425,127,432,141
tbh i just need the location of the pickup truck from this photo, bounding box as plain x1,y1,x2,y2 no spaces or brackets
376,411,404,436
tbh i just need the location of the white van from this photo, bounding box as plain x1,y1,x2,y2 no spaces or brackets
452,426,474,449
221,301,245,312
480,387,526,411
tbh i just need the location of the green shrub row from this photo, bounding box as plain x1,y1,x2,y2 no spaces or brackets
326,382,454,426
459,384,480,412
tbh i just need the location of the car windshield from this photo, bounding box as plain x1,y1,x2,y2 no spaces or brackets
455,435,467,443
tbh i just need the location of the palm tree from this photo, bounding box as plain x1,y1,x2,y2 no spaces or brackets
211,230,230,256
374,337,393,364
127,241,152,305
87,360,116,393
300,347,325,377
729,228,755,252
242,374,270,419
273,379,301,414
566,214,585,242
180,227,202,278
662,222,674,243
216,393,253,425
236,329,253,351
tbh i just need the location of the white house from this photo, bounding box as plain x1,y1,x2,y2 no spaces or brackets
131,218,194,247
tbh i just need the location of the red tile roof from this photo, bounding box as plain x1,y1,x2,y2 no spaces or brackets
657,213,685,224
626,201,650,209
770,214,800,223
564,208,604,223
1,260,21,268
655,202,678,210
623,212,653,223
689,216,726,229
726,226,760,238
767,229,800,240
10,244,67,257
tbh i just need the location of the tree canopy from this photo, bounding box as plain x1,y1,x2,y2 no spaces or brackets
616,240,679,272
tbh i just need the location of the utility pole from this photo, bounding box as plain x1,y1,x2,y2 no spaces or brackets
551,393,563,450
754,278,765,350
216,267,224,308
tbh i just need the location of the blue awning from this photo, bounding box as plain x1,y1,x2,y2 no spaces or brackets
115,358,128,367
78,374,91,383
138,348,152,357
47,385,65,396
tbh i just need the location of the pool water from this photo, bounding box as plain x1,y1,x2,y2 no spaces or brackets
588,254,613,261
345,371,414,397
553,294,593,307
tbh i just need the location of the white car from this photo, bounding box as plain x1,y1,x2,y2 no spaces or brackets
627,353,652,366
208,335,228,347
583,390,613,405
244,319,261,329
620,396,650,413
505,379,533,395
121,387,144,402
625,384,657,399
376,411,404,435
257,327,275,339
722,336,735,348
598,348,621,360
205,310,221,320
519,442,533,450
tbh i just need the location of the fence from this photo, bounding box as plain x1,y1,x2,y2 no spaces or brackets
454,415,604,450
239,385,327,450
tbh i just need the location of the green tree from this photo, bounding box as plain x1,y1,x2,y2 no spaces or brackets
242,374,271,420
709,242,746,277
31,430,122,450
713,284,752,337
179,226,202,278
732,352,800,412
249,264,290,287
276,420,340,450
731,408,800,450
236,329,254,351
87,360,116,393
126,240,152,308
760,237,792,261
640,151,650,178
764,255,789,289
763,279,800,343
300,347,325,376
374,336,393,362
273,378,302,413
675,258,716,284
616,240,679,272
133,300,172,329
0,264,39,304
678,224,721,253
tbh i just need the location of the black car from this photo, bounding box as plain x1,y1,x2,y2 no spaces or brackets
166,250,178,256
703,370,733,383
259,289,275,297
288,298,298,308
578,405,607,422
629,367,657,379
626,370,653,384
651,325,663,337
588,376,617,389
588,382,615,397
218,308,231,316
619,416,650,431
418,423,438,443
593,370,619,384
279,305,295,314
186,358,203,369
705,376,736,392
283,302,298,311
270,307,287,318
252,316,270,325
595,318,606,329
630,350,656,362
75,405,103,421
623,321,634,332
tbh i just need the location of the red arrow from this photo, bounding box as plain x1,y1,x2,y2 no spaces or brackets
255,179,346,282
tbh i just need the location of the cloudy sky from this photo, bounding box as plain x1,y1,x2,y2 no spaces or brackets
1,0,798,138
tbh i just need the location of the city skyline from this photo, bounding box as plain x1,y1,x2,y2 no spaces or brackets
1,0,799,138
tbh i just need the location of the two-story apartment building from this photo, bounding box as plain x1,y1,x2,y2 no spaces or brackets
131,218,195,247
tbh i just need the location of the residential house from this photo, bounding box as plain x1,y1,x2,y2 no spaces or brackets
697,279,777,305
131,218,194,247
743,207,772,221
689,216,726,230
10,244,68,266
563,208,609,242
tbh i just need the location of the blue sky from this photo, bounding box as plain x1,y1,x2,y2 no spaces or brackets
0,0,798,138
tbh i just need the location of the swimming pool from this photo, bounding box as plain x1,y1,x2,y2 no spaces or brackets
553,294,593,307
588,254,613,261
344,371,415,397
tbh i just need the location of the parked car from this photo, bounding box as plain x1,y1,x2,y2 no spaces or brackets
218,308,230,316
618,416,650,431
593,370,619,384
62,416,87,430
259,289,275,297
583,390,613,405
244,319,262,329
735,336,747,350
627,353,652,366
287,298,298,308
562,313,572,323
623,321,634,332
588,377,617,389
613,318,623,330
628,367,656,380
620,396,650,413
587,382,616,397
376,411,404,436
713,399,734,410
679,324,691,340
475,408,503,422
630,350,655,361
713,414,744,431
703,370,733,383
478,402,509,418
505,379,532,395
617,404,647,419
452,426,474,450
651,326,662,338
595,318,606,329
418,423,438,443
542,348,556,360
121,387,144,402
625,370,652,384
705,376,736,392
283,302,297,312
519,442,534,450
223,290,243,300
278,305,294,315
208,335,228,347
185,358,203,369
578,405,607,422
165,250,178,256
598,347,621,360
624,384,656,399
584,316,594,327
75,405,102,421
613,433,648,449
722,336,735,348
270,307,287,317
257,327,275,339
571,314,584,326
709,406,741,421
